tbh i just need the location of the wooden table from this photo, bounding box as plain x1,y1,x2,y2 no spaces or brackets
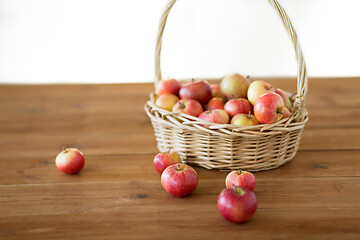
1,78,359,240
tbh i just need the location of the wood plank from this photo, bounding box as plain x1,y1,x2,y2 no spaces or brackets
1,78,360,137
1,102,360,134
1,209,359,240
1,78,359,107
0,126,359,159
0,151,359,185
1,177,359,217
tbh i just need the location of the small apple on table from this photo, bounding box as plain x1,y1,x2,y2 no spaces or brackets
153,149,182,174
217,185,257,224
161,163,198,197
55,148,85,174
225,169,256,191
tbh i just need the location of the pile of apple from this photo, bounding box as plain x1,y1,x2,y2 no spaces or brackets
154,73,293,126
154,150,258,224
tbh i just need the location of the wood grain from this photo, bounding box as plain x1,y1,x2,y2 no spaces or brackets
1,77,360,240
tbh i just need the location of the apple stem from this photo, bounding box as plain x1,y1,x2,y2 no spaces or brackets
192,78,195,83
232,184,237,193
276,110,284,115
176,163,180,171
178,101,185,109
248,111,251,119
238,169,242,175
62,147,68,153
167,147,172,154
208,107,212,114
231,94,235,100
246,75,250,79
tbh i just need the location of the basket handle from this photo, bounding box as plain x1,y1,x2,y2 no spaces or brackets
154,0,308,120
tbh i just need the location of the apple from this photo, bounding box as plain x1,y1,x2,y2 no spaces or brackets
282,107,291,119
161,163,198,197
254,93,285,124
156,78,181,96
247,80,276,105
217,186,257,223
210,84,227,100
225,169,256,191
275,88,293,111
220,73,250,99
179,80,212,105
153,149,182,174
55,148,85,174
224,98,252,118
205,97,225,110
198,109,229,126
172,99,203,117
231,112,259,126
155,93,180,111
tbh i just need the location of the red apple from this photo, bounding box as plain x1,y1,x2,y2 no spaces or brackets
55,148,85,174
205,97,225,110
155,93,180,111
153,150,182,174
220,73,250,99
210,84,227,100
282,107,291,119
179,80,212,105
198,109,229,125
217,186,257,223
254,93,285,124
156,78,181,96
224,98,252,118
275,88,293,111
172,99,203,117
247,80,276,105
231,112,259,126
225,169,256,191
161,163,198,197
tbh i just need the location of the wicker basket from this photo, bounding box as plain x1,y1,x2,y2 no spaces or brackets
145,0,308,172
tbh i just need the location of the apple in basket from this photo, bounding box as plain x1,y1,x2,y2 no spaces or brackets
153,150,182,174
155,93,180,111
172,99,203,117
225,169,256,191
156,78,181,96
282,107,291,119
275,88,293,111
220,73,250,99
224,98,252,118
231,112,259,126
55,148,85,174
217,186,257,223
198,109,230,125
161,163,198,197
247,80,276,105
205,97,225,110
210,84,227,101
254,93,285,124
179,79,212,105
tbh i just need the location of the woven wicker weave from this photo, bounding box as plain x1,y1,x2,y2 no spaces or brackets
145,0,308,171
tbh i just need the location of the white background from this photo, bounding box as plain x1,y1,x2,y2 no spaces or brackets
0,0,359,84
